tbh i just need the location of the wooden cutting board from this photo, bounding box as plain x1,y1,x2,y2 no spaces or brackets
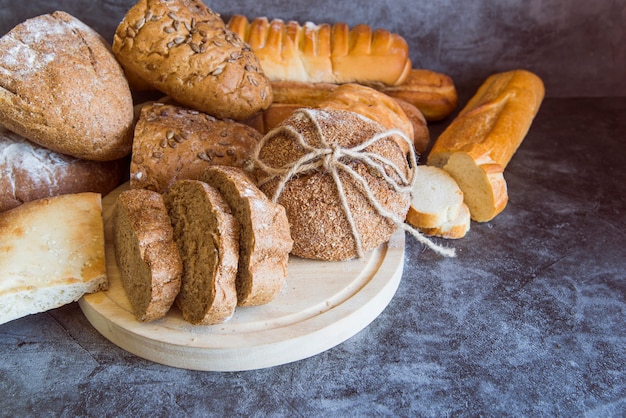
79,183,405,371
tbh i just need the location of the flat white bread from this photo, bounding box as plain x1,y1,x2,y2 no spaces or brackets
112,188,182,322
0,192,107,325
164,179,239,324
406,165,465,229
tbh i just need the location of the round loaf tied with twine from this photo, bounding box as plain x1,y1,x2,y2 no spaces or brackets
254,107,455,261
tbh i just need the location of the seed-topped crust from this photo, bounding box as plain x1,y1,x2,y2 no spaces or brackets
112,0,273,120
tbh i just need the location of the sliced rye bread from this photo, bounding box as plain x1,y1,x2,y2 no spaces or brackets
112,188,182,322
163,179,239,325
200,166,293,306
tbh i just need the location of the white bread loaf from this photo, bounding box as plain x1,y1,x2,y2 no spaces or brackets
0,193,107,325
164,180,239,325
427,69,545,222
112,188,183,322
227,15,411,86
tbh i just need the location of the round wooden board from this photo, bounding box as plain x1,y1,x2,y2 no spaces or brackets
79,183,405,371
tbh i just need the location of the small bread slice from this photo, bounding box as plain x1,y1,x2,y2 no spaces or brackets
406,165,465,229
200,166,293,306
112,189,182,322
421,202,471,239
0,193,107,325
164,180,239,325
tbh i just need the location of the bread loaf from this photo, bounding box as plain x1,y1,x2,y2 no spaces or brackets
112,188,182,322
0,127,125,212
0,193,107,325
112,0,273,120
164,180,239,324
200,166,293,306
0,12,134,161
427,69,545,222
227,15,411,86
254,108,415,261
130,103,263,193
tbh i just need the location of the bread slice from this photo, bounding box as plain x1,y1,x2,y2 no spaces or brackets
163,180,239,325
421,202,471,239
112,188,182,322
406,165,465,229
200,166,293,306
0,193,107,325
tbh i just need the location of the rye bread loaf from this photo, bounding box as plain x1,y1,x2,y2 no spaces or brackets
0,192,107,325
0,12,134,161
0,127,125,212
200,166,293,306
112,188,182,322
254,108,414,261
164,179,239,324
130,103,263,193
112,0,273,120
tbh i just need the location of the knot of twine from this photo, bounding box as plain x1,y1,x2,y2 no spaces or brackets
254,109,455,258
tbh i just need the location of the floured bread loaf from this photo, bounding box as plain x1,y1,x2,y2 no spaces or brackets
254,108,414,261
0,193,107,325
130,103,263,193
0,127,124,212
0,12,134,161
112,188,182,322
164,180,239,324
112,0,273,120
227,15,411,86
200,166,293,306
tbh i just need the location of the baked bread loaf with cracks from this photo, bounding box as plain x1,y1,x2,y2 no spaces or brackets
200,166,293,306
164,180,239,324
113,0,273,120
113,188,182,322
0,193,107,325
0,127,124,212
130,103,263,193
0,11,134,161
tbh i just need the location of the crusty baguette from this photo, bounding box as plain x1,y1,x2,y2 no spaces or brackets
227,15,411,86
427,69,545,222
0,193,107,325
113,188,182,322
269,68,458,121
421,201,470,239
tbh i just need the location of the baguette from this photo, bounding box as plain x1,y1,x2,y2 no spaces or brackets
227,15,411,86
427,69,545,222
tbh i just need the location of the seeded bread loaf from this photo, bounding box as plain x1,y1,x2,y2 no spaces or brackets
112,188,182,322
200,166,293,306
164,180,239,324
0,193,107,325
428,69,545,222
130,103,263,193
0,127,125,212
112,0,273,120
254,108,414,261
0,12,134,161
227,15,411,86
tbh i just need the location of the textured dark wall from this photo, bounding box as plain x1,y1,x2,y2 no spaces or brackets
0,0,624,99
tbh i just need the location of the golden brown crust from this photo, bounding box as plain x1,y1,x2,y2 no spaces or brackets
227,15,411,86
112,0,273,120
130,103,263,193
0,11,134,161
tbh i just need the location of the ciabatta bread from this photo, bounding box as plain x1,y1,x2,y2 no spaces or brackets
113,188,182,322
0,12,134,161
0,193,107,325
200,166,293,306
112,0,272,120
130,103,263,193
164,180,239,325
227,15,411,86
428,69,545,222
0,127,124,212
